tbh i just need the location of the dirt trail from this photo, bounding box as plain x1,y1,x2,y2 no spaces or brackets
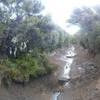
0,45,100,100
58,45,100,100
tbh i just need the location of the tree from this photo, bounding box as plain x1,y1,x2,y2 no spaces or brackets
0,0,70,83
68,6,100,55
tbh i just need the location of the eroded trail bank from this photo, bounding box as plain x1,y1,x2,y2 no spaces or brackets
0,45,100,100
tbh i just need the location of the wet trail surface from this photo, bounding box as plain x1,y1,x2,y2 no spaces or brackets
0,45,100,100
50,45,100,100
51,46,76,100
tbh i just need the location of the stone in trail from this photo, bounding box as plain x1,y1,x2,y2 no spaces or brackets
58,77,71,85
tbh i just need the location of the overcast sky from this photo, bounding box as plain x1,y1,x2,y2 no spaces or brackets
42,0,100,35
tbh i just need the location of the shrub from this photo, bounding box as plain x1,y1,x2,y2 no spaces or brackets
0,52,56,83
95,36,100,53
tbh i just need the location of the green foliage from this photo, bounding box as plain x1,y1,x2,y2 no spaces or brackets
95,36,100,52
16,54,39,78
38,52,54,73
68,6,100,54
68,35,77,44
0,51,56,82
0,0,71,85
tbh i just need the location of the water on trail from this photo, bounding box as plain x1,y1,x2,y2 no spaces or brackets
51,46,76,100
51,92,60,100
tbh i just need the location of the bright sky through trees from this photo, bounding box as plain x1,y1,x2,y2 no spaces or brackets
42,0,100,35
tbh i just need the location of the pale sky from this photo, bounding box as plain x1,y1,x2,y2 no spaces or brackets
42,0,100,35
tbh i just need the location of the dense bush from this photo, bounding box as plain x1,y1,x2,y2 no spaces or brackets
0,51,56,83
